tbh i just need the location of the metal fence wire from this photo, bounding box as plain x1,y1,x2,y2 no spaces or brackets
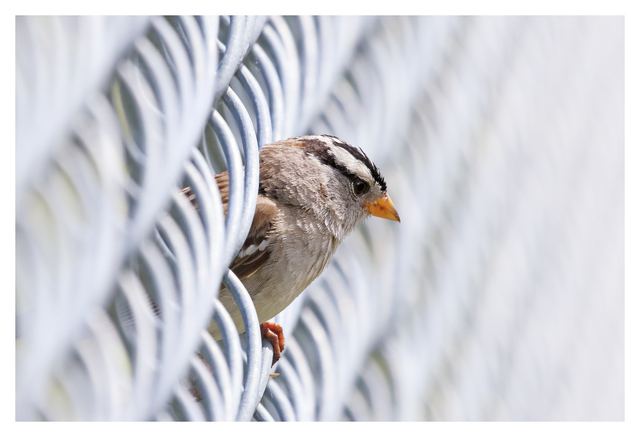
15,16,624,421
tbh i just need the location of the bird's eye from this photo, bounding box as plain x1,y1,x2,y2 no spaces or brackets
352,179,370,196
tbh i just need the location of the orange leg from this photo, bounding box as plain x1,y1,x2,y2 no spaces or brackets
260,322,285,365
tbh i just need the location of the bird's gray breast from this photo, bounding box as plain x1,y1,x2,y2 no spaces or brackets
247,209,339,323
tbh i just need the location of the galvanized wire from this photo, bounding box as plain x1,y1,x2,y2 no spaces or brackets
15,15,623,421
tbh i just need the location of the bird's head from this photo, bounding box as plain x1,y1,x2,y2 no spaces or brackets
259,134,400,239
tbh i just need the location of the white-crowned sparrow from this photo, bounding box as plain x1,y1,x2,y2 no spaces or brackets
189,134,400,364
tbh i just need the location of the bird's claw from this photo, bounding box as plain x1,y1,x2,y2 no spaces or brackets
260,322,285,366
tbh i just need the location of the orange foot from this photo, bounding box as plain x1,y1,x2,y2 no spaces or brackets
260,322,285,366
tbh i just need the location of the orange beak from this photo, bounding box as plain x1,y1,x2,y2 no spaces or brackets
365,192,401,223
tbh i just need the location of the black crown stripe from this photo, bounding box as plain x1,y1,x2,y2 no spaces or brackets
298,135,387,192
318,135,387,192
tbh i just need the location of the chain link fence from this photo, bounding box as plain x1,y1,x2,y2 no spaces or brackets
15,15,624,421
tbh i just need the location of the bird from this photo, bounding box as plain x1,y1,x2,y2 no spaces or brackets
185,134,400,365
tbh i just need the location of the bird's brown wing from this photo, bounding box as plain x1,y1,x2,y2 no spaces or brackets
228,194,279,281
183,172,278,282
214,172,230,215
